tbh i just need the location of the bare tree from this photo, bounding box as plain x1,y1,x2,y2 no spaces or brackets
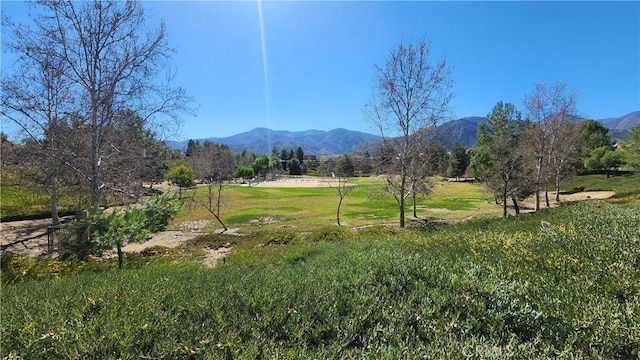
523,81,577,211
409,128,442,219
366,37,452,227
549,121,582,202
3,1,191,210
319,156,356,226
187,142,235,231
1,19,75,224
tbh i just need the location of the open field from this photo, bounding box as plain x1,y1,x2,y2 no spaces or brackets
172,177,504,233
2,202,639,358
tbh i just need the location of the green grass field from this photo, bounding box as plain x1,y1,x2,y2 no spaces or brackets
172,177,501,232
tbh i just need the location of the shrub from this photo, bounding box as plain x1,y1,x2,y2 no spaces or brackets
308,225,353,242
142,193,181,233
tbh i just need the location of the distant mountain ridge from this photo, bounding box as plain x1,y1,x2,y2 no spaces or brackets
166,111,639,155
167,128,380,156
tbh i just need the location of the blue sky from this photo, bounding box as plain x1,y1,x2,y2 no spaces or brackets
2,1,639,141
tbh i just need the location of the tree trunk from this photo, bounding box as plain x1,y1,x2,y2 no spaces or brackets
502,182,508,218
399,175,406,228
412,192,418,218
555,173,561,203
117,243,123,269
51,177,60,225
511,197,520,215
534,156,543,212
544,182,551,207
336,197,343,226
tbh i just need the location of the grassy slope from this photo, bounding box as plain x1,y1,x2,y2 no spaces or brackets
2,202,639,358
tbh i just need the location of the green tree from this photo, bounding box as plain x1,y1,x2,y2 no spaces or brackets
234,166,255,183
141,193,181,233
584,147,625,178
166,162,194,198
185,139,202,157
580,120,612,158
446,142,470,180
62,193,180,268
251,155,271,180
473,102,531,217
289,158,303,175
622,124,640,171
296,146,304,163
337,155,355,177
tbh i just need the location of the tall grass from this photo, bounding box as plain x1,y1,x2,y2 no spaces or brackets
2,202,639,358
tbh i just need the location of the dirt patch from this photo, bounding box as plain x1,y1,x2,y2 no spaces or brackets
121,231,200,252
203,243,232,267
253,177,356,188
175,220,211,231
425,208,456,214
248,217,278,225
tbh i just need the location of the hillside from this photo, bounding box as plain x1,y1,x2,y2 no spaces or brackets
168,128,381,156
166,111,639,154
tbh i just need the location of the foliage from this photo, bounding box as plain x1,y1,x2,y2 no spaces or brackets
584,146,625,177
58,194,180,266
579,119,612,158
165,162,195,196
446,142,470,179
250,155,271,180
142,193,182,233
289,158,303,175
233,166,255,181
622,124,640,171
2,202,639,358
472,101,531,217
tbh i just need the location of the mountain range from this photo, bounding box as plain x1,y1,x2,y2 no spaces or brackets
167,111,639,155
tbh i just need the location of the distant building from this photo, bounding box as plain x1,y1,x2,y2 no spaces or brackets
303,154,318,161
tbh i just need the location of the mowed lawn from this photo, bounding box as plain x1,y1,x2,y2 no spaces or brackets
172,177,501,232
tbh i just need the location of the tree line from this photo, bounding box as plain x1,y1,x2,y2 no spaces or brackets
366,37,640,226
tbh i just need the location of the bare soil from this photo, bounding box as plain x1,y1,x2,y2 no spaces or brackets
252,176,355,188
